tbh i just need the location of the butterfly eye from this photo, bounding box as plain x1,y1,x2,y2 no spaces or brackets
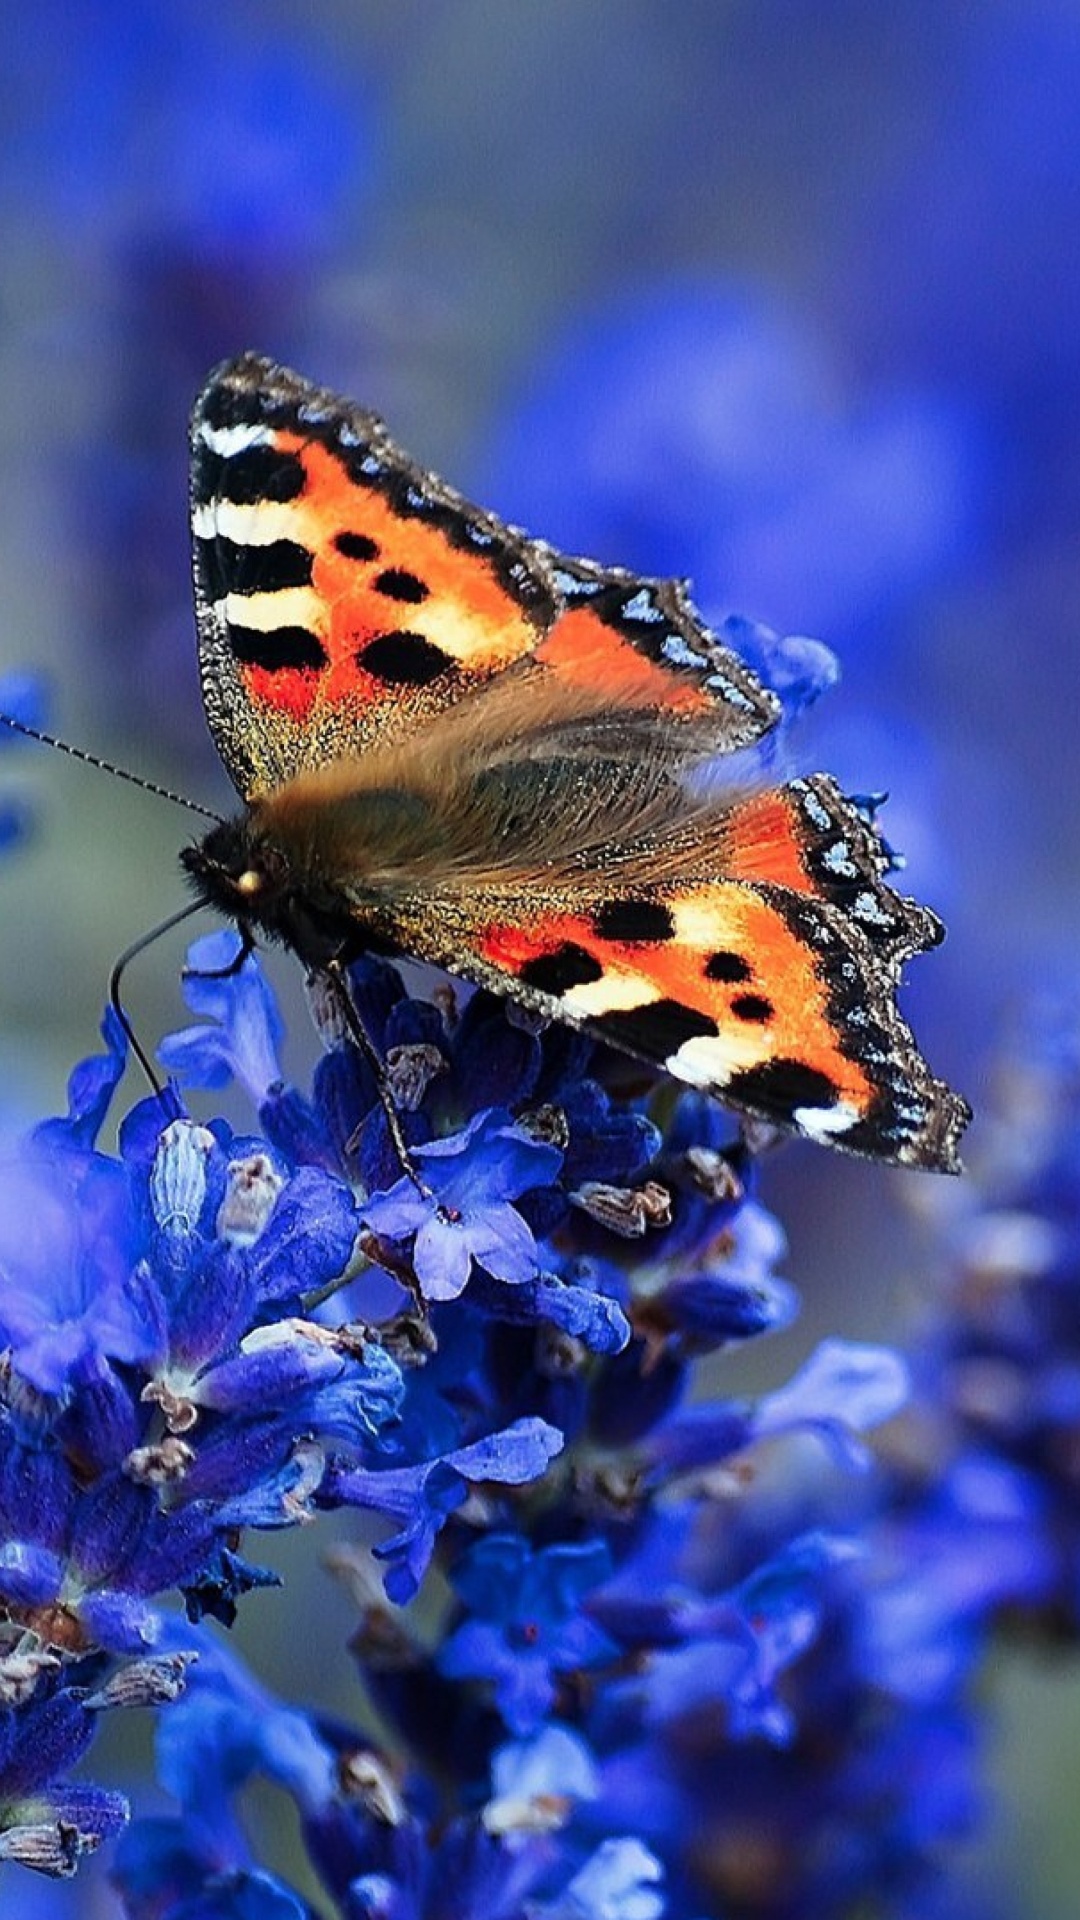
235,869,264,898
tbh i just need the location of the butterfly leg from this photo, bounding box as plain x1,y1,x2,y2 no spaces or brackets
323,958,433,1199
182,929,256,983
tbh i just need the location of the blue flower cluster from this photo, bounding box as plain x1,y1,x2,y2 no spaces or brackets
0,898,989,1915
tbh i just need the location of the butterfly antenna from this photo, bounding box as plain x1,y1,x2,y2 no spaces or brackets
0,712,223,823
110,901,208,1096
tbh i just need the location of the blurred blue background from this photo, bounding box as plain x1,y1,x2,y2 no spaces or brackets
1,3,1078,1913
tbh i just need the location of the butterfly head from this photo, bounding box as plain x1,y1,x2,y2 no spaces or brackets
181,809,365,969
181,816,291,927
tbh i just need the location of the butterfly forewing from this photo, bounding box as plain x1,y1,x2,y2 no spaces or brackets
191,356,780,799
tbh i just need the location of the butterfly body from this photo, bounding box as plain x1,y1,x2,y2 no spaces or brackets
186,354,970,1171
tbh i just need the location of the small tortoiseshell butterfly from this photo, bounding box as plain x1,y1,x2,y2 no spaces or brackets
182,354,970,1172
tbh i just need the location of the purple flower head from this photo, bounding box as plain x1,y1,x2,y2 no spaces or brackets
362,1109,563,1302
0,1050,402,1665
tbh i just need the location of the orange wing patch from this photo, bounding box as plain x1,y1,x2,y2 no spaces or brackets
242,434,549,726
191,388,557,797
723,790,814,893
469,864,966,1169
538,607,715,716
477,884,873,1118
534,557,780,748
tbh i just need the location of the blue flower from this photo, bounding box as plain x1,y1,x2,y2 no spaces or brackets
0,815,1017,1913
900,994,1080,1641
362,1109,563,1301
466,1265,631,1356
112,1629,663,1920
0,1686,128,1876
158,933,287,1109
486,1721,599,1826
438,1535,617,1735
113,1822,306,1920
618,1531,862,1749
327,1419,564,1604
533,1839,665,1920
752,1338,910,1467
629,1197,795,1362
0,1143,150,1394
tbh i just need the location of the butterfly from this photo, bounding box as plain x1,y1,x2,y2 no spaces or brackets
181,353,970,1172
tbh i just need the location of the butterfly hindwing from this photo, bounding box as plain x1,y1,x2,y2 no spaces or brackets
440,784,966,1171
532,550,780,750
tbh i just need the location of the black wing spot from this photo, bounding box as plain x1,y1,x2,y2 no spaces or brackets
359,631,454,687
373,567,429,604
727,1059,839,1115
598,998,717,1057
518,943,605,996
228,626,327,672
197,537,314,600
335,530,380,562
199,383,261,433
731,993,774,1024
593,898,676,944
704,950,753,983
203,447,307,506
